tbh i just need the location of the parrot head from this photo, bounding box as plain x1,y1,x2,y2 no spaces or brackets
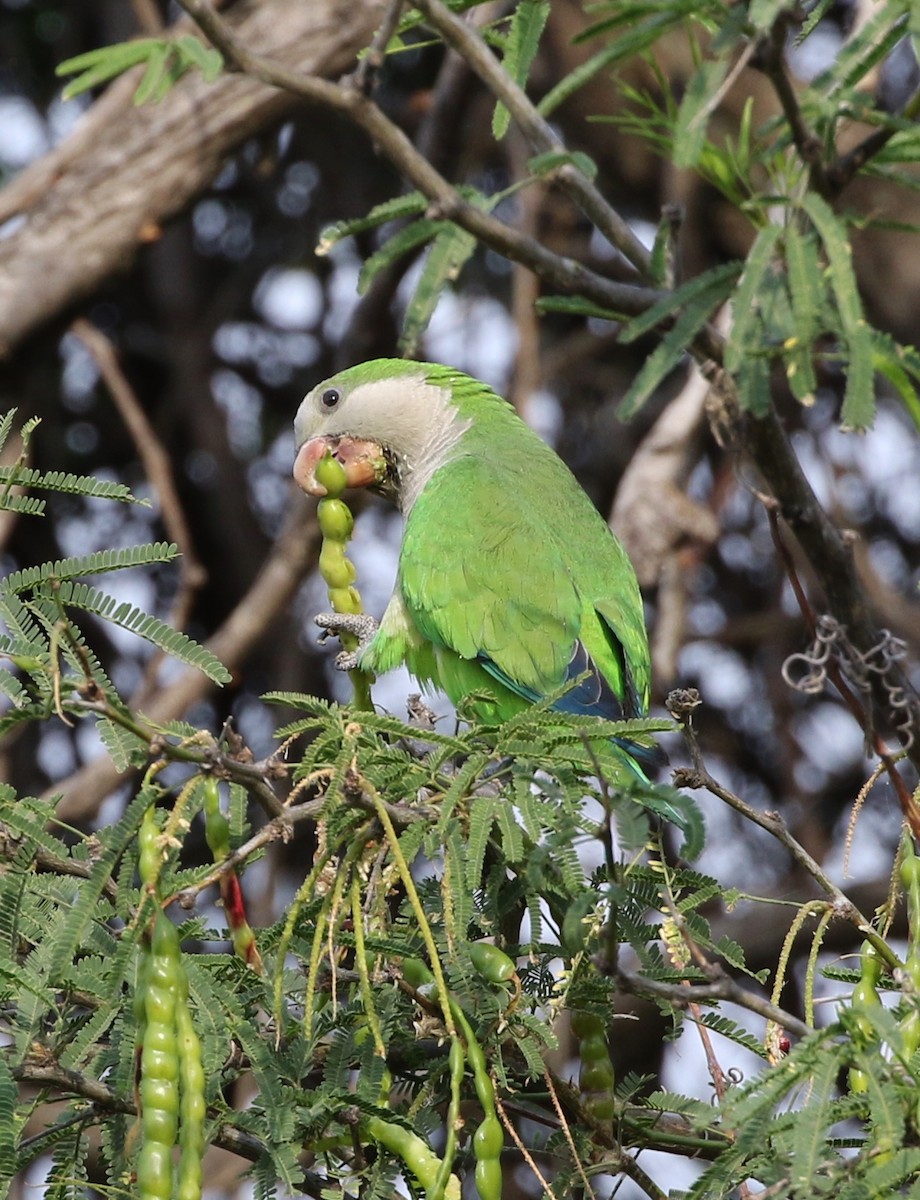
293,360,472,511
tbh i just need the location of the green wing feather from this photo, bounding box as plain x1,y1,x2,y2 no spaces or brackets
362,371,651,727
400,455,577,712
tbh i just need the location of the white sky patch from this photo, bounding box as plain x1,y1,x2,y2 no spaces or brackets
417,286,517,390
526,388,563,444
322,246,362,341
60,331,101,406
679,641,753,709
661,999,766,1102
35,727,77,782
788,23,842,82
48,93,87,143
791,430,833,508
0,96,49,168
211,368,263,457
255,267,324,330
825,801,900,883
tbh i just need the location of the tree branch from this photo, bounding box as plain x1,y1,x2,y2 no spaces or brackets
47,498,322,821
412,0,653,276
615,964,812,1041
15,1058,268,1164
175,0,665,319
0,0,387,354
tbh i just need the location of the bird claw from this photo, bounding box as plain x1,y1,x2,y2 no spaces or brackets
314,612,378,673
333,649,360,672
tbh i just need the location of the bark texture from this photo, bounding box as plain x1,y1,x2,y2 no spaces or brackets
0,0,383,355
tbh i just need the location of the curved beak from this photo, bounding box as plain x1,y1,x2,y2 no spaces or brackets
293,435,388,497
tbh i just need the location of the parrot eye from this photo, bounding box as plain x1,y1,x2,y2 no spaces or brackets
320,388,341,410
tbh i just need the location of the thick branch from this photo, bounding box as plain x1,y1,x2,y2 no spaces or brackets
0,0,386,355
15,1059,267,1164
615,965,812,1041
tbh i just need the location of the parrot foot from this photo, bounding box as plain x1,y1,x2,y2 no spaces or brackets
314,612,379,672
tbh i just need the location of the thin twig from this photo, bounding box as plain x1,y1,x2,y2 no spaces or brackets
755,20,827,195
352,0,406,93
615,963,812,1040
413,0,653,275
493,1091,559,1199
71,318,207,708
174,0,664,320
668,688,903,974
544,1068,598,1200
827,82,920,195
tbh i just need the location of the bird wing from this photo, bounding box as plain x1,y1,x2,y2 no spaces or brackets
399,455,605,706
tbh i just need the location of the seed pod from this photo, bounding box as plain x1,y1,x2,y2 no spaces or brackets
313,450,374,709
848,941,882,1095
314,452,348,497
176,972,206,1200
572,1011,615,1124
137,913,182,1200
318,497,354,540
899,841,920,1057
469,942,516,985
319,541,357,589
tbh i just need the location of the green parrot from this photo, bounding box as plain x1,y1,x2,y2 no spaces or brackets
293,359,657,773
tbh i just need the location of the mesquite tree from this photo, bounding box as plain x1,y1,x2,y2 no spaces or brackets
2,2,920,1198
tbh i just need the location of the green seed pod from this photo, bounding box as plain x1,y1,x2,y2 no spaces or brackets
473,1114,503,1159
137,1140,175,1200
139,1102,179,1148
901,853,920,892
469,942,516,985
139,804,161,887
474,1155,504,1200
572,1011,615,1124
580,1059,616,1095
584,1092,616,1122
314,453,347,497
203,776,230,861
318,497,354,540
402,957,435,989
142,1048,180,1083
570,1010,605,1040
144,1024,178,1054
319,541,357,589
848,940,883,1094
176,990,206,1200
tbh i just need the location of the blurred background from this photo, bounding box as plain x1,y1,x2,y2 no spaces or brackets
2,1,920,1191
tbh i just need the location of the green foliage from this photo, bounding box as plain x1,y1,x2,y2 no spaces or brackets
491,1,551,139
0,420,228,718
56,34,222,103
317,186,495,354
11,0,920,1195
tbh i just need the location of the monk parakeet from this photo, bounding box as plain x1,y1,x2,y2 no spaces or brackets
293,359,657,771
